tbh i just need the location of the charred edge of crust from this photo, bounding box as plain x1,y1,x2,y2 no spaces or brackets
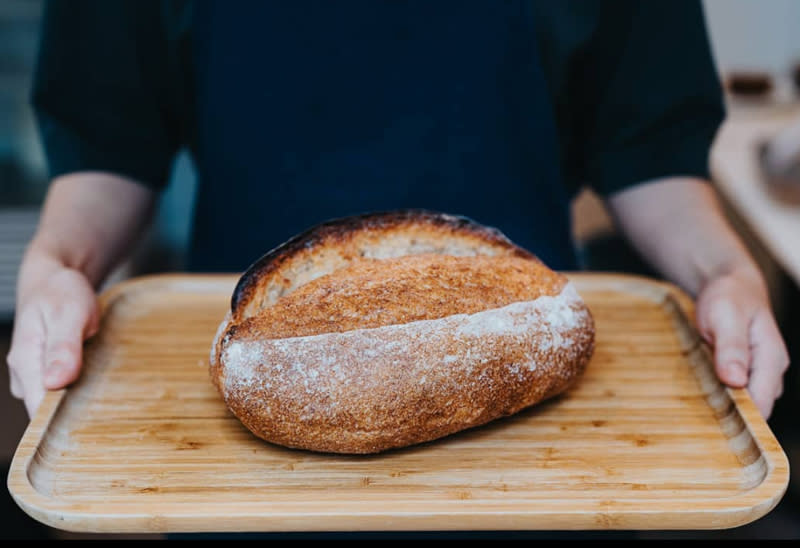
231,209,534,314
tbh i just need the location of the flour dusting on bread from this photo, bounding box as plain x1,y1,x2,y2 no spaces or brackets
222,282,589,398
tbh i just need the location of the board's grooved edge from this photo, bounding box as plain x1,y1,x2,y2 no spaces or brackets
5,272,790,533
657,287,785,498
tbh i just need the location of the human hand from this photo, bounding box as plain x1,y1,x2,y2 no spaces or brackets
607,178,791,419
6,253,99,417
5,173,156,418
696,268,790,419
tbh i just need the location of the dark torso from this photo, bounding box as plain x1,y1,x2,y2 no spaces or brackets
32,1,724,275
188,1,574,272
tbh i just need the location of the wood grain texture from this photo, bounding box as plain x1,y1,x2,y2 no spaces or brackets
7,274,789,533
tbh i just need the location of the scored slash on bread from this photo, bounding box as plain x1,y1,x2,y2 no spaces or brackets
211,210,595,454
230,210,534,321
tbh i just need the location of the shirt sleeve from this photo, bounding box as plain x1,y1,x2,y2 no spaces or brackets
535,0,726,196
31,0,183,190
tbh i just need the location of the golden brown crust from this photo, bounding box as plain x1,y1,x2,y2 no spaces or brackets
216,287,594,454
211,210,595,454
236,254,566,340
231,210,534,322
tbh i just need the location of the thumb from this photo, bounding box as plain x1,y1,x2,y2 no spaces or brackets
6,304,48,417
698,296,750,388
42,280,99,390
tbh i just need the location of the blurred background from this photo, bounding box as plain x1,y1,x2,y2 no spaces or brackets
1,0,799,539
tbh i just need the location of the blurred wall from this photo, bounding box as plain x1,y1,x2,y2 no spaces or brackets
703,0,800,75
0,0,45,201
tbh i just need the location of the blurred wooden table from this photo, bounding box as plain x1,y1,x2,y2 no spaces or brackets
710,100,800,288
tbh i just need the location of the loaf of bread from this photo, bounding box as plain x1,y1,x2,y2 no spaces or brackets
210,210,595,454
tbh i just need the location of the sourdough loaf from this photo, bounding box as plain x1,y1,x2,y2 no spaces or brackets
210,210,595,454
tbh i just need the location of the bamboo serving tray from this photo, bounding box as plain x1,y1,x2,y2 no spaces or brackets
8,273,788,533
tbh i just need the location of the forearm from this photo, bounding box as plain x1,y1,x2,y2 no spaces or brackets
21,172,156,298
607,177,787,418
607,177,763,297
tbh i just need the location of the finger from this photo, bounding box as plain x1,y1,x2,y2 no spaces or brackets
6,304,48,416
43,299,97,389
699,297,750,387
85,311,100,339
747,310,790,419
23,382,46,418
774,378,784,402
9,367,23,399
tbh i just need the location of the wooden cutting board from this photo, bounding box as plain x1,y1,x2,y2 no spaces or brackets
8,273,788,533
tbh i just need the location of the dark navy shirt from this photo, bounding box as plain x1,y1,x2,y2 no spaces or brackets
32,0,724,272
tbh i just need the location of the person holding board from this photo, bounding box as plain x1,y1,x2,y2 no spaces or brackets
7,1,789,421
